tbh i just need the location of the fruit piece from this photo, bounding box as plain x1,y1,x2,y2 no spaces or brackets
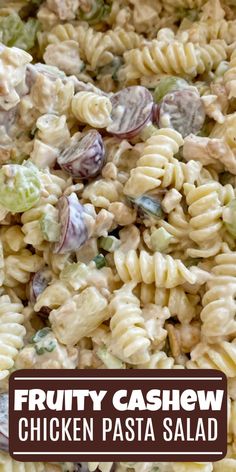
0,164,41,213
107,86,153,139
53,193,88,254
58,130,105,179
158,88,205,138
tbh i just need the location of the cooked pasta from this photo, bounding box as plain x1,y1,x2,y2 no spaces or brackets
121,40,227,81
124,129,185,197
1,0,236,470
109,283,150,364
0,295,25,380
139,284,199,323
71,91,112,128
201,252,236,339
187,340,236,376
114,249,200,287
184,182,223,258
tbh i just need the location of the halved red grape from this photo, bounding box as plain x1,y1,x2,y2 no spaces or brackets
57,130,105,179
158,88,205,138
0,394,8,452
53,192,88,254
107,86,153,139
29,267,52,304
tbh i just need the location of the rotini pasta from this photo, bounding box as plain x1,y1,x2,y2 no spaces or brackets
0,295,25,380
114,249,199,288
184,182,223,258
187,340,236,376
121,39,227,80
124,128,186,197
139,284,199,323
109,283,150,364
71,91,112,128
201,252,236,339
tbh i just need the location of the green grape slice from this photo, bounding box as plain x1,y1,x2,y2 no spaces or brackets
0,164,41,213
154,76,189,103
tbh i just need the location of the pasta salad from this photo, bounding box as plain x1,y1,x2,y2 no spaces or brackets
0,0,235,470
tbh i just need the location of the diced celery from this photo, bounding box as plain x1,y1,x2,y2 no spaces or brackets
99,236,120,252
31,327,51,344
0,13,39,51
40,215,61,242
93,254,107,269
154,76,189,103
150,227,172,252
79,0,110,25
35,339,56,355
0,164,41,213
139,124,158,141
132,195,163,220
96,347,125,369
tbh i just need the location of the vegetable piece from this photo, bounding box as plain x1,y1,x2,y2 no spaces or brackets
97,57,124,81
79,0,110,25
97,346,125,368
40,214,61,242
139,123,158,141
158,89,206,138
93,254,107,269
35,339,56,355
223,200,236,237
31,327,51,343
154,76,189,103
131,195,164,220
150,227,172,252
57,130,105,179
31,328,57,355
0,164,41,213
0,394,8,452
29,268,53,304
107,86,154,139
0,13,38,51
99,236,120,252
53,193,88,254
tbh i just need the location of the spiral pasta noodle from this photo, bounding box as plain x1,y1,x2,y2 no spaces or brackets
121,40,227,80
0,295,26,380
201,252,236,339
224,49,236,99
140,284,198,324
109,283,150,364
137,351,183,369
114,249,198,288
38,23,79,52
71,91,112,128
4,249,43,288
80,26,145,69
82,178,123,208
184,182,223,258
124,129,184,197
187,341,236,377
157,205,192,253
